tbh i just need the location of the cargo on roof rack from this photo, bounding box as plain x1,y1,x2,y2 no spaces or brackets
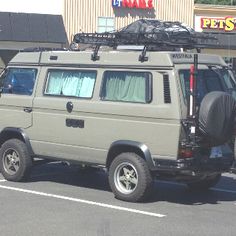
71,19,218,61
72,19,217,50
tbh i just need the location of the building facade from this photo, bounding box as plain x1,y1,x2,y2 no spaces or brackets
63,1,236,70
194,4,236,69
63,0,194,42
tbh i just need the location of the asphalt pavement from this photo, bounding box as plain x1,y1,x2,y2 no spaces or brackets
0,162,235,236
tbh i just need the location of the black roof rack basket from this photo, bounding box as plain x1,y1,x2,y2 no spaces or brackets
71,19,218,61
72,19,217,51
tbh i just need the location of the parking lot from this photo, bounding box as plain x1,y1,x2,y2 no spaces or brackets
0,162,236,236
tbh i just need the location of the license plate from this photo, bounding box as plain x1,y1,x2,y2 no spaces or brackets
210,146,223,158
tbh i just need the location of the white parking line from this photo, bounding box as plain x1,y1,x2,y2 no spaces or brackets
158,180,236,195
212,188,236,194
0,179,6,182
0,184,166,218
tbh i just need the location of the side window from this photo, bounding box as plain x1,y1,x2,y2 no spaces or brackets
0,68,37,95
44,70,96,98
100,71,152,103
179,69,225,104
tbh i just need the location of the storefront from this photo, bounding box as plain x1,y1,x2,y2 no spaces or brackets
63,0,194,42
63,1,236,72
194,4,236,70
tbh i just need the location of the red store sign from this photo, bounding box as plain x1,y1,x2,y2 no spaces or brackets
112,0,154,9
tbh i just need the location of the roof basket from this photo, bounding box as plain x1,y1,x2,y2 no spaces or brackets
71,19,218,61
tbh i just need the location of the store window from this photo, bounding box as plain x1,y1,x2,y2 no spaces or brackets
97,17,115,33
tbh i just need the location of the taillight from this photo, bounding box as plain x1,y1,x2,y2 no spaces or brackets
179,148,193,159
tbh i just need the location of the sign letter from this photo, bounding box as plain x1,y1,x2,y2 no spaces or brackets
147,0,153,8
225,17,235,31
122,0,132,8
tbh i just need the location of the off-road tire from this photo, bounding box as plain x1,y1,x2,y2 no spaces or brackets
187,174,221,191
108,152,153,202
0,139,32,182
199,91,236,146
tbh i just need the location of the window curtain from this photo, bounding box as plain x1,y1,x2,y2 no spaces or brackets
104,72,146,102
79,72,96,97
46,71,95,97
62,72,82,96
46,71,64,95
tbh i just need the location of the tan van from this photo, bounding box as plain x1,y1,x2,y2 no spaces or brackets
0,20,235,202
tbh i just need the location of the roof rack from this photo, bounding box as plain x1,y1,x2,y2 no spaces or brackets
71,19,218,62
21,47,67,52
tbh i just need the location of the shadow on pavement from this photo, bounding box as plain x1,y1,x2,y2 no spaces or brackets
31,162,110,192
150,175,236,205
30,162,236,205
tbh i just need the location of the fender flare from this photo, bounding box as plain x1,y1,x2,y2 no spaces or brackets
0,127,34,156
106,140,155,170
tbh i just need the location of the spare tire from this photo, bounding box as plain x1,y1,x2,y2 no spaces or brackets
198,91,236,146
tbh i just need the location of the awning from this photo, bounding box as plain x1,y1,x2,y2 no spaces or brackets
204,32,236,50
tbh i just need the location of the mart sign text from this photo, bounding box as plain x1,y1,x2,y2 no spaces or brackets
112,0,154,9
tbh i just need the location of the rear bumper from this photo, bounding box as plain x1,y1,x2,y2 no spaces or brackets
153,155,234,176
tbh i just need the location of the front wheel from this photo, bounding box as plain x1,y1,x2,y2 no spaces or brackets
187,174,221,191
108,152,153,202
0,139,32,182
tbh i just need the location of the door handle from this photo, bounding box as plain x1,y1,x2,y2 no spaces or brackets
66,101,73,113
23,107,32,113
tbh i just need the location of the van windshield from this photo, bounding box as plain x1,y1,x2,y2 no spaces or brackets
179,66,236,104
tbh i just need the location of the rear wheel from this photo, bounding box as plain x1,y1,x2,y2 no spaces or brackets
108,152,153,202
187,174,221,191
0,139,32,181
